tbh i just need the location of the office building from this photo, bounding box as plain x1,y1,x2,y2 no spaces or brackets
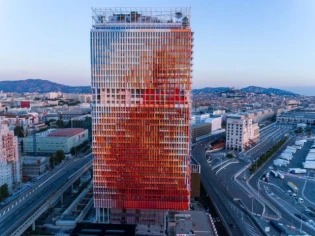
0,117,21,192
71,114,92,139
91,8,193,224
191,117,222,143
226,114,260,151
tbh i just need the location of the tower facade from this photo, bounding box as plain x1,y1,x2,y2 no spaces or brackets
91,8,193,224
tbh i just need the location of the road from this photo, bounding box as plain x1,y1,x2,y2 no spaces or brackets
248,137,315,235
192,139,263,236
0,155,93,235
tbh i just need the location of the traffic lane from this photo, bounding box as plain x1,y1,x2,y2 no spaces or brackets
0,157,92,232
193,143,258,235
201,175,244,236
0,173,69,233
0,155,80,211
216,163,264,216
246,127,292,157
0,157,91,222
260,184,315,235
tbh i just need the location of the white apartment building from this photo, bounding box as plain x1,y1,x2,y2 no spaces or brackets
0,117,21,192
47,92,59,99
226,114,260,152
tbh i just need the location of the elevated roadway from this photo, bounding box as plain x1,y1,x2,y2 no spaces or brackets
192,139,264,236
0,155,93,236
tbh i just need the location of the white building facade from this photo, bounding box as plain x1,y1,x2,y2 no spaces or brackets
226,114,260,152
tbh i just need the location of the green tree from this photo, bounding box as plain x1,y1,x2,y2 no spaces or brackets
70,147,76,156
56,119,64,128
49,155,55,168
14,126,25,137
0,184,9,200
55,150,65,163
226,153,234,159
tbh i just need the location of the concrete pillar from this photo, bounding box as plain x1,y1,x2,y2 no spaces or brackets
71,184,74,193
96,208,100,222
32,222,35,231
107,208,110,223
60,194,63,204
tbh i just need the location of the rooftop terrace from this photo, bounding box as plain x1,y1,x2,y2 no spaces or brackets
91,7,191,29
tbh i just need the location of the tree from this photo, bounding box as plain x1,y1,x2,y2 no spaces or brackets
49,156,55,169
56,120,64,128
55,150,65,163
70,147,76,156
226,153,234,159
0,184,9,200
14,126,25,137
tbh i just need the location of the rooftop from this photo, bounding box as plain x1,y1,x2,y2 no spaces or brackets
71,223,136,236
278,112,315,118
47,128,85,137
71,114,92,121
92,7,191,29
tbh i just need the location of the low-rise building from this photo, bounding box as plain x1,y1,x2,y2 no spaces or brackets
277,112,315,125
24,128,88,155
23,156,47,177
191,116,222,143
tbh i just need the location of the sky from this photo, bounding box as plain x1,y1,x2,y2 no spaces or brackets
1,0,315,95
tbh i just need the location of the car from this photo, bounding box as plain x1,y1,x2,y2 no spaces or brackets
215,217,221,222
230,223,236,228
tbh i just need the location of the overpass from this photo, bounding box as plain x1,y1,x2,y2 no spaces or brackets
0,156,93,236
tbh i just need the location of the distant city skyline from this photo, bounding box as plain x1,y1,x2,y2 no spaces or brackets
1,0,315,95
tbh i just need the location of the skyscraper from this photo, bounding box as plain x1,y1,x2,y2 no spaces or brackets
91,8,193,224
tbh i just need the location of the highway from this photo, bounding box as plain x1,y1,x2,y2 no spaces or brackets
193,139,263,236
0,155,93,236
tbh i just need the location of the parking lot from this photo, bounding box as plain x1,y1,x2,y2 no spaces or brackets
260,139,315,233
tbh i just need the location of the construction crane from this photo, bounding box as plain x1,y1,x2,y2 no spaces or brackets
20,130,27,157
30,116,37,156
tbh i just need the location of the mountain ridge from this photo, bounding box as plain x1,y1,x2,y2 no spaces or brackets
193,86,298,96
0,79,298,96
0,79,91,94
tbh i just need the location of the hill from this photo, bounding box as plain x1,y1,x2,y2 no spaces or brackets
192,87,231,94
0,79,91,94
240,86,297,96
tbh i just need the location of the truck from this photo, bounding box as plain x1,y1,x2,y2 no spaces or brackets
281,151,293,156
303,161,315,169
295,141,304,147
287,146,297,150
306,153,315,158
292,145,302,150
275,159,289,165
277,172,284,179
279,156,291,161
289,168,307,174
280,154,292,160
285,148,296,153
282,150,293,155
287,181,298,193
270,170,279,178
270,220,287,234
274,162,286,167
282,152,294,157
